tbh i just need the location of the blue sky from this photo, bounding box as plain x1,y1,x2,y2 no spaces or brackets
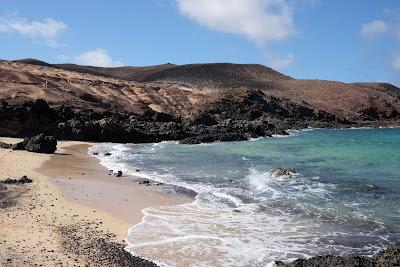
0,0,399,85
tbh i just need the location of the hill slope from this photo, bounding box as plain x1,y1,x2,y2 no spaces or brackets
1,59,399,143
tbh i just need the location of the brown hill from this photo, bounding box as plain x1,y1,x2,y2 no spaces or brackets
134,63,293,88
353,82,400,98
14,58,177,81
2,59,400,122
14,59,293,89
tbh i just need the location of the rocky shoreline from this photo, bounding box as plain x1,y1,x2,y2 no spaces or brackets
1,97,398,145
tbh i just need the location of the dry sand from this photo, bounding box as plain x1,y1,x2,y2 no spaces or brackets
0,137,190,266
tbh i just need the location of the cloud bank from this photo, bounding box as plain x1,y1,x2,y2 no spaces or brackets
0,16,66,46
176,0,296,69
176,0,296,45
62,49,122,67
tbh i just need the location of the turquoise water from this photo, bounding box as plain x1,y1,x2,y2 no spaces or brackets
91,128,400,266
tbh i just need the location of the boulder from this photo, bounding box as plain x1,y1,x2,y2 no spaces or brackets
0,142,12,149
24,133,57,154
11,139,28,150
116,171,122,177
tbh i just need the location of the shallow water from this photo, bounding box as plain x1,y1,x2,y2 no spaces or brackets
90,128,400,266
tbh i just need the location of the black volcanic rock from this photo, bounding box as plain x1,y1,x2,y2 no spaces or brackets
180,132,248,144
11,139,27,150
275,241,400,267
0,96,395,145
192,114,218,126
32,99,50,113
0,142,12,149
374,241,400,267
1,175,32,184
277,255,375,267
24,133,57,154
0,134,57,153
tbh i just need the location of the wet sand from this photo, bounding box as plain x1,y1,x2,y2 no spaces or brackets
39,142,191,225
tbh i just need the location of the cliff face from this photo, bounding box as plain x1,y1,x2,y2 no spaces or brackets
0,59,399,143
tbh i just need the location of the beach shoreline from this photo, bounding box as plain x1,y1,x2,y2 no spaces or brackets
39,141,192,227
0,137,190,266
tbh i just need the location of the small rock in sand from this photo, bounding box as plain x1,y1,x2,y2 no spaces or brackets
18,175,33,184
0,175,32,184
116,171,122,177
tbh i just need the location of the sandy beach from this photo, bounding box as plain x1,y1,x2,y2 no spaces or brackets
0,137,189,266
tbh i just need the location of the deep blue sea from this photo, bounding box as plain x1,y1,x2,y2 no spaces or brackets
90,127,400,267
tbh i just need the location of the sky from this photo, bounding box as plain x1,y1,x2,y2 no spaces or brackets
0,0,399,85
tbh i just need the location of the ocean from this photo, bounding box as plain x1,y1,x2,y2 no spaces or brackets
90,127,400,267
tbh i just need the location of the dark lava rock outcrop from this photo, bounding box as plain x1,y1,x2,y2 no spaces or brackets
0,98,309,144
0,95,396,144
275,241,400,267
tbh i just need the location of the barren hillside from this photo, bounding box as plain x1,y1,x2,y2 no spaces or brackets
0,59,399,143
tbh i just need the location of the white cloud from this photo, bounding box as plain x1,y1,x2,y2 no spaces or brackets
0,16,66,46
360,20,388,38
176,0,296,45
62,49,122,67
265,52,294,69
392,53,400,71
